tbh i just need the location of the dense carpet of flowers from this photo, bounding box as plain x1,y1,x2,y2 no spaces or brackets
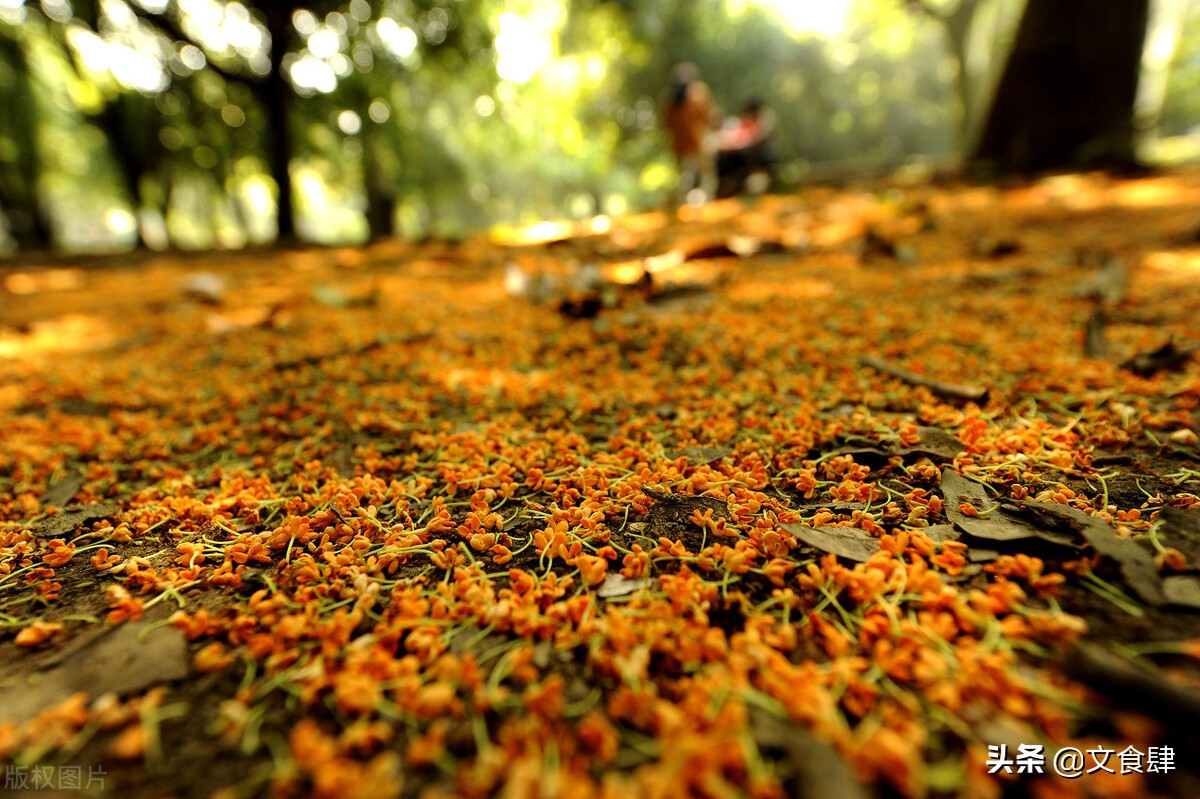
3,170,1200,798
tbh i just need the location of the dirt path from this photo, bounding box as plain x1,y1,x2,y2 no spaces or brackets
2,170,1200,798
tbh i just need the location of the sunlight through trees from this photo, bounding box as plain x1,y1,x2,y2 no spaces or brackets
0,0,1198,251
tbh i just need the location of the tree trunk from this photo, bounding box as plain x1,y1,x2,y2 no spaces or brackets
0,32,52,249
364,176,395,242
363,113,396,241
0,192,51,251
256,2,296,242
972,0,1149,172
97,97,152,246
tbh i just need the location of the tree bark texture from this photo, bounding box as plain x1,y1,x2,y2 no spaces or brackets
256,1,297,242
972,0,1150,172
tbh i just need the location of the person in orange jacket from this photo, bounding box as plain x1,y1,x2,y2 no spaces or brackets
663,63,717,206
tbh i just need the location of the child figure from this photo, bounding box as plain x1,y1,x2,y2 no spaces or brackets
716,95,776,198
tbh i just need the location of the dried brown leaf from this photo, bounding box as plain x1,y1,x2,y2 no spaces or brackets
780,523,880,562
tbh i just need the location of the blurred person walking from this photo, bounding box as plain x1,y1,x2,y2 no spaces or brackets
663,63,717,206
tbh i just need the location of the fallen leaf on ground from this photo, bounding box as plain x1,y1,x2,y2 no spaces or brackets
1120,340,1199,377
39,468,86,508
860,355,987,402
0,620,188,724
1157,507,1200,565
666,445,733,464
780,523,881,562
1162,576,1200,610
750,707,869,799
940,470,1075,546
1073,257,1129,305
596,574,651,598
28,502,120,539
1064,642,1200,731
1005,499,1165,606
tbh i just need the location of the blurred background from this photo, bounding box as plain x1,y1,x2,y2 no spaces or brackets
1,0,1198,252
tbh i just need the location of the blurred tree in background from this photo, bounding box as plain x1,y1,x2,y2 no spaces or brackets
973,0,1149,171
0,0,1199,253
0,24,52,248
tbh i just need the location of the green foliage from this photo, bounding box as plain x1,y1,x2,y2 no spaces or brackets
1161,0,1200,138
0,0,1197,251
